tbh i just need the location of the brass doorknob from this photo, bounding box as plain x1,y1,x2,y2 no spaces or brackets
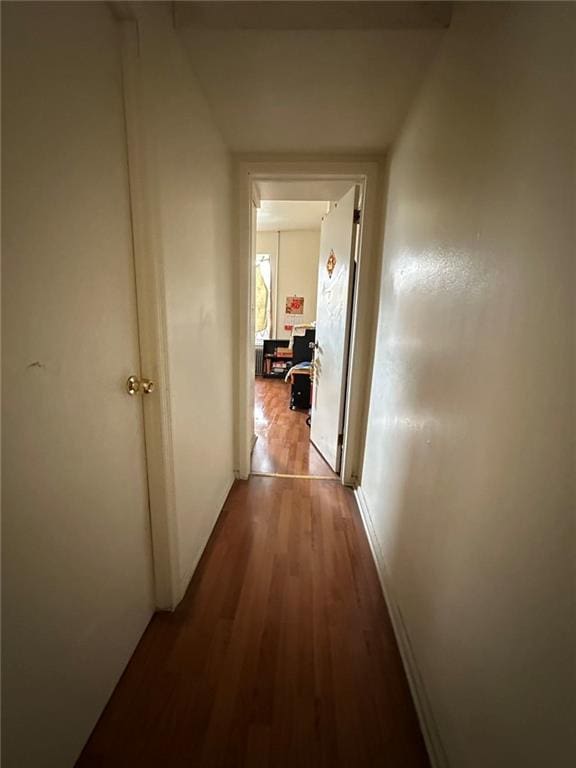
126,375,155,395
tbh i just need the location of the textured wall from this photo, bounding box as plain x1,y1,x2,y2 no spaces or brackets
361,4,575,766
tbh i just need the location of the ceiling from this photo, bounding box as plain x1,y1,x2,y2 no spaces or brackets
257,200,329,232
177,3,447,153
175,3,452,31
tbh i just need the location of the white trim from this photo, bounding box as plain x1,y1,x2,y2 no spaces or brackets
251,472,339,481
235,158,384,486
273,231,280,338
354,486,449,768
119,21,180,610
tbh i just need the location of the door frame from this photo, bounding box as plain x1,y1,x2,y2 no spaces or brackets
235,157,384,486
118,19,180,610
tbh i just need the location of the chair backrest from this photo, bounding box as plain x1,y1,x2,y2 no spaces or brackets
292,329,315,364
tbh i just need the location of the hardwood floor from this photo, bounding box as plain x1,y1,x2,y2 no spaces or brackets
76,477,430,768
252,377,335,477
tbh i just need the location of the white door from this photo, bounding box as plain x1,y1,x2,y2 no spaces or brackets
310,186,359,473
3,4,155,767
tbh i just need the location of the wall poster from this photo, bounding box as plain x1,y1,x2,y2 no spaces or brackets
285,296,305,315
284,295,304,331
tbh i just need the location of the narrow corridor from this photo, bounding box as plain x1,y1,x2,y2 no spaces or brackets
76,476,429,767
6,3,573,767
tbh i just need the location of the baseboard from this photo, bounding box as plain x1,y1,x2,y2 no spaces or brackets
354,487,449,768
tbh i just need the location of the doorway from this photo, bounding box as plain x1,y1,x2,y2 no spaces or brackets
251,200,335,477
237,161,383,486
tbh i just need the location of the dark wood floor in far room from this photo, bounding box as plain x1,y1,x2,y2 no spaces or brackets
252,377,335,477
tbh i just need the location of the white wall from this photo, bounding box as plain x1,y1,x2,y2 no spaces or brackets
360,4,575,768
137,5,235,596
256,229,320,340
2,3,236,766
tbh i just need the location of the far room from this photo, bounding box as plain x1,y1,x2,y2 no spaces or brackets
252,183,361,478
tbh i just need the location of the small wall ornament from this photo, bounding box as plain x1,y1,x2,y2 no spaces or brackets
326,249,337,278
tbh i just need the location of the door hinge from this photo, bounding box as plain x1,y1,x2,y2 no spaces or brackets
338,433,344,446
353,208,361,224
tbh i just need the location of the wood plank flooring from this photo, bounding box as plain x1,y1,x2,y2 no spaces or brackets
76,477,430,768
252,377,335,477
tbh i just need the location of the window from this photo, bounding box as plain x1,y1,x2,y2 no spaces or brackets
255,253,272,343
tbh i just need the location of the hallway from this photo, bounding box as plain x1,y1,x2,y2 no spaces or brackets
252,378,336,477
4,3,575,767
76,476,429,768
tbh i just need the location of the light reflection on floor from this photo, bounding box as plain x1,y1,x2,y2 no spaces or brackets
251,377,335,477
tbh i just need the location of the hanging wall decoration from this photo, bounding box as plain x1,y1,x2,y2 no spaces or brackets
285,295,304,314
326,249,337,278
284,295,304,331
